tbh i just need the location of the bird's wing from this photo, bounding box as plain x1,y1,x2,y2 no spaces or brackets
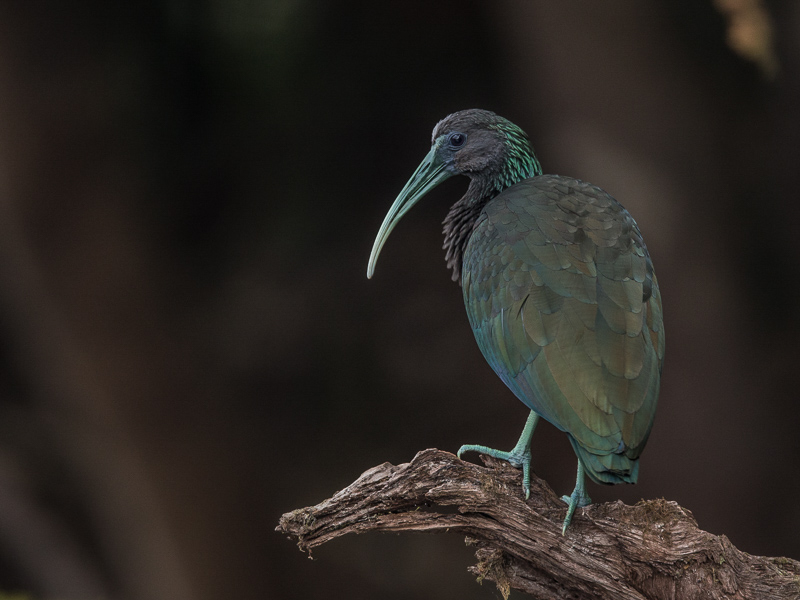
462,175,664,467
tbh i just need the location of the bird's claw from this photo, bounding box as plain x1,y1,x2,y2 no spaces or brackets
457,443,532,499
560,489,591,535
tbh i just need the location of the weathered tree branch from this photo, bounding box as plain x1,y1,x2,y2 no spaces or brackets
277,449,800,599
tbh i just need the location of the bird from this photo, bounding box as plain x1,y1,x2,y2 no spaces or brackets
367,109,664,534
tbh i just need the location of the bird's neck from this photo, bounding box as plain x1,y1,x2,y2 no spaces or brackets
442,143,542,284
493,131,543,192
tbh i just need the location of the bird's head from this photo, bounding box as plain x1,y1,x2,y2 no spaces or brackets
367,109,541,278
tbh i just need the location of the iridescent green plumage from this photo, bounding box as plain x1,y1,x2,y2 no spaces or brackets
368,109,664,534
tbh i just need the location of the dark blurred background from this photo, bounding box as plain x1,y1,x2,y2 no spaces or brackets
0,1,797,599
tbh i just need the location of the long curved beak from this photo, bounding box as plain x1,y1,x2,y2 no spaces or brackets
367,145,453,278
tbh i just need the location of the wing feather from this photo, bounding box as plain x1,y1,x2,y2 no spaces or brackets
462,175,664,483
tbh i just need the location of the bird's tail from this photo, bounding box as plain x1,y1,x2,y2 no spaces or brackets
569,437,639,485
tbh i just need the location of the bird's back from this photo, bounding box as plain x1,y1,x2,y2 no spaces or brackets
462,175,665,485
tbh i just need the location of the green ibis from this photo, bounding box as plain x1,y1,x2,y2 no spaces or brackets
367,109,664,534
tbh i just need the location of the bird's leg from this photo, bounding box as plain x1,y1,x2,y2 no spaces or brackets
457,410,539,499
560,458,592,535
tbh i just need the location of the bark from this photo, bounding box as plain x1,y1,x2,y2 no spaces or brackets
277,449,800,600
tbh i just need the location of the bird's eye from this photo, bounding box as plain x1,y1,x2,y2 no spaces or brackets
448,132,466,148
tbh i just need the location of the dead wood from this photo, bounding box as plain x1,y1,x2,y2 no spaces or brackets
277,449,800,599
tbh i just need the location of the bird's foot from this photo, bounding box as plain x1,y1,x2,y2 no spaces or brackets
560,488,591,535
457,444,532,499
